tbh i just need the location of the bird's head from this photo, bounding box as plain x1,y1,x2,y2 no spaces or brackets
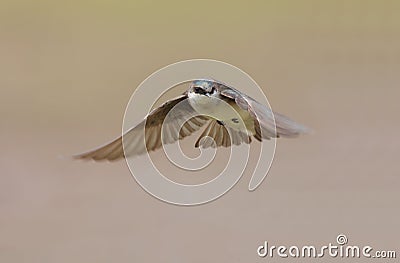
189,80,218,97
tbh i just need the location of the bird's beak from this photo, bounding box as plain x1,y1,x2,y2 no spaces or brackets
193,86,208,96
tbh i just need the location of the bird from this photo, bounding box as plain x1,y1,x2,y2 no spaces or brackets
75,79,309,161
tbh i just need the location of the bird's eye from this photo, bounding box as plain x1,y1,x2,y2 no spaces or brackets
194,87,202,93
211,87,216,93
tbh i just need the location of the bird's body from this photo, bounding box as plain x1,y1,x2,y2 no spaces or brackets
188,88,254,132
75,80,309,161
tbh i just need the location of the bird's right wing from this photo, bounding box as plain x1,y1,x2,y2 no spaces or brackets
75,95,209,161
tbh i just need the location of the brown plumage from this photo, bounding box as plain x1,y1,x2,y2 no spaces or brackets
75,80,309,161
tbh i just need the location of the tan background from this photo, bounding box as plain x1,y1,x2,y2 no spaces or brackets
1,1,399,262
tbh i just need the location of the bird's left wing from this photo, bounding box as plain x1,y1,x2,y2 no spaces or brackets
220,86,309,140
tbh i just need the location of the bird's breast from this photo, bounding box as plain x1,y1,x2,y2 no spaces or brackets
188,94,254,132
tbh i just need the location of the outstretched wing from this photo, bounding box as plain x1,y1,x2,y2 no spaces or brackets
75,95,209,161
219,86,309,140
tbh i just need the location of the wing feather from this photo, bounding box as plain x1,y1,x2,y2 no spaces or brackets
220,86,309,140
195,120,252,149
75,95,209,161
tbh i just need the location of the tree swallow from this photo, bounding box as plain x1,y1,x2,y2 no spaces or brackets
76,80,309,161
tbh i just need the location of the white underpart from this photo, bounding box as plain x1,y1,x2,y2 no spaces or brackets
188,92,253,133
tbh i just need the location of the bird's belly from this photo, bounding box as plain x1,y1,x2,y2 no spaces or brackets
189,97,253,132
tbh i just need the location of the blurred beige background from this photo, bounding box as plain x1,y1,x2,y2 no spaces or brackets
1,1,399,262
